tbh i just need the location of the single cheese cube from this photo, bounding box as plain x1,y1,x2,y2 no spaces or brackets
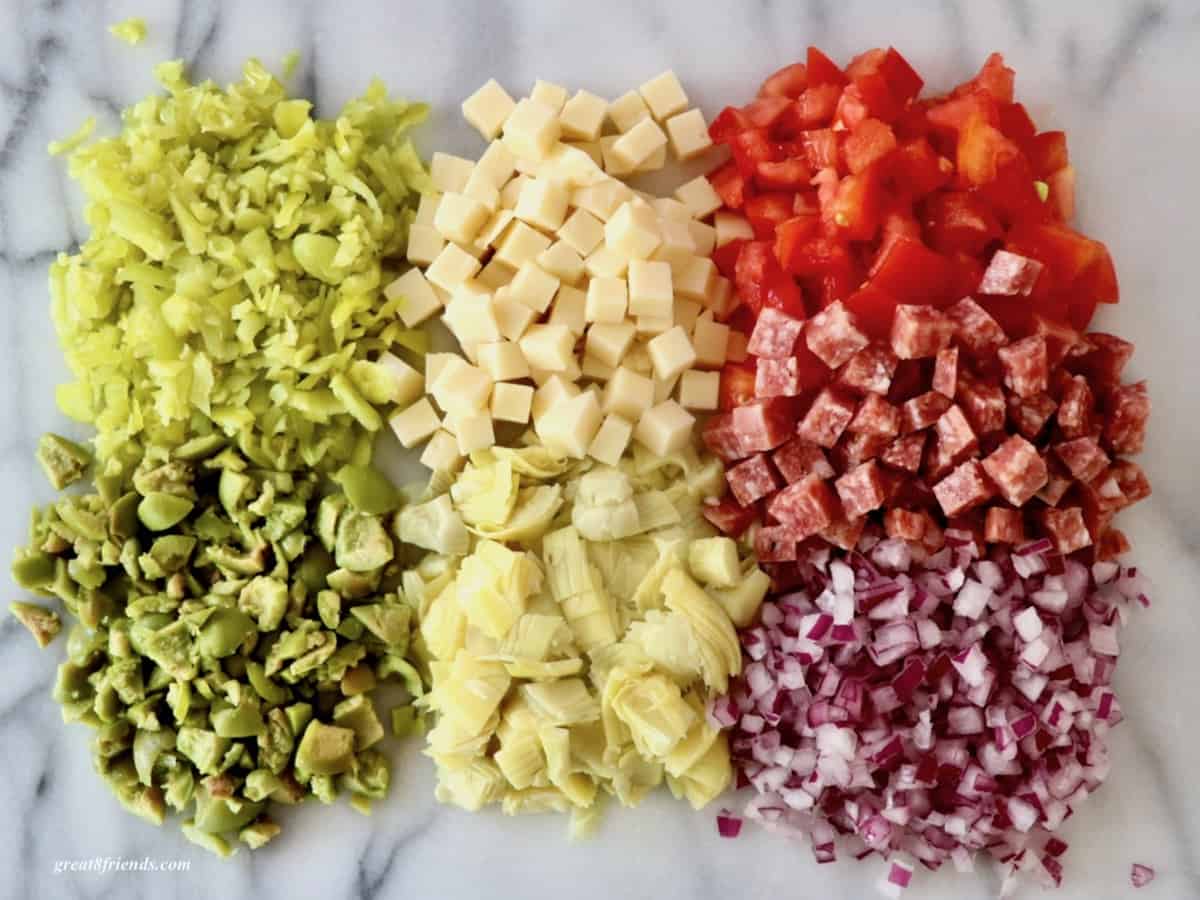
653,197,693,222
492,289,538,341
648,325,697,381
602,366,654,419
433,192,489,245
508,262,560,313
726,329,749,363
598,135,636,177
389,398,441,448
567,140,603,167
611,117,668,168
431,359,493,415
675,298,702,332
665,108,713,160
515,177,569,232
585,276,629,324
519,324,575,372
530,352,581,385
557,208,606,256
654,372,681,404
491,382,534,424
559,90,608,141
455,411,496,454
385,268,443,327
477,341,531,381
494,221,553,269
627,259,674,318
692,315,730,368
425,243,482,292
608,90,651,133
477,258,516,290
462,79,516,140
405,224,444,266
548,285,588,336
571,178,633,221
581,353,615,382
639,70,689,121
585,322,636,368
675,176,723,220
474,210,516,255
442,289,501,347
634,144,667,173
688,220,717,257
420,429,464,473
425,352,458,388
538,143,606,187
583,246,629,279
705,276,735,319
376,352,425,406
537,241,585,285
500,174,530,210
674,255,717,300
462,171,501,214
605,202,662,260
678,369,720,410
431,153,475,194
535,392,603,459
588,414,633,466
635,315,673,336
623,343,653,375
634,400,695,456
532,375,582,421
653,217,697,269
715,211,755,246
502,98,561,161
415,192,442,226
530,79,569,113
476,140,517,187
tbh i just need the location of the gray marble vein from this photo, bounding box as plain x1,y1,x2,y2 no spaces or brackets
0,1,1197,898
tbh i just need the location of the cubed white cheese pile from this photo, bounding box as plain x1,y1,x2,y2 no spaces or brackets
386,72,749,472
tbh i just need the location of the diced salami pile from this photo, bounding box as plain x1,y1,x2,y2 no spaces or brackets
703,298,1150,573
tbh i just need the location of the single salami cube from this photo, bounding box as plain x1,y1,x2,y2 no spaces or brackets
1037,457,1074,506
891,305,956,359
881,432,927,473
834,431,891,469
981,434,1048,506
1007,392,1058,441
849,393,901,437
835,460,888,519
901,391,953,433
727,454,780,506
702,495,758,537
885,508,927,541
805,300,869,368
978,249,1044,296
932,405,979,473
1039,507,1093,554
1069,333,1135,386
1054,436,1111,483
1056,375,1094,439
1103,381,1150,455
956,369,1007,434
701,413,747,462
747,308,805,359
919,509,946,550
837,344,898,396
984,507,1026,544
821,515,867,551
733,398,796,452
946,297,1008,357
1096,527,1132,560
755,525,798,562
796,387,857,448
932,347,958,398
772,438,835,483
767,474,841,538
932,459,995,517
1109,459,1151,506
755,357,802,398
1034,314,1083,367
998,335,1049,398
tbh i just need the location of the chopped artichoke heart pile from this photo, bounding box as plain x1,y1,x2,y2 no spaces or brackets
406,441,769,830
49,58,430,477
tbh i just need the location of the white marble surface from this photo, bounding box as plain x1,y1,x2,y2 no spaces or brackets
0,1,1197,898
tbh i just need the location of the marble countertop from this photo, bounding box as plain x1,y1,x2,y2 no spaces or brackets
1,1,1197,898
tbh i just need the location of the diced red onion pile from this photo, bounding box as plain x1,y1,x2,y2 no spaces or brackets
709,527,1149,893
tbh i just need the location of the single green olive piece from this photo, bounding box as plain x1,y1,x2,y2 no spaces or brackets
36,433,92,490
334,464,401,515
295,720,357,775
137,492,194,531
9,601,61,647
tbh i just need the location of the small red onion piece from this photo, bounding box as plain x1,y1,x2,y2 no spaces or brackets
716,809,743,838
1130,863,1155,887
877,858,914,898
